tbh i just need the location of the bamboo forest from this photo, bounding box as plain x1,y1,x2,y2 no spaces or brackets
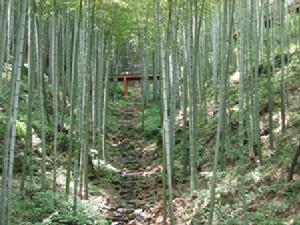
1,0,300,224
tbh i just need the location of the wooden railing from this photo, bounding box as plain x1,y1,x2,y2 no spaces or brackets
110,74,160,97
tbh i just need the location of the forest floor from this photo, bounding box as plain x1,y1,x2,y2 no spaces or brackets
1,53,300,225
90,94,164,224
92,57,300,225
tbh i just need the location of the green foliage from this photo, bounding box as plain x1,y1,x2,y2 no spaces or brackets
228,85,239,105
93,161,119,184
293,217,300,225
32,191,67,221
104,168,119,183
16,120,27,138
12,191,109,225
108,95,130,128
266,200,289,216
107,112,119,134
259,76,271,106
109,83,128,99
225,146,243,161
113,97,130,107
248,210,285,225
58,131,69,151
173,169,189,183
143,103,161,137
283,180,300,201
0,115,5,137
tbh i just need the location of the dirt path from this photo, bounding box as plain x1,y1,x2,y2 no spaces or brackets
106,97,161,225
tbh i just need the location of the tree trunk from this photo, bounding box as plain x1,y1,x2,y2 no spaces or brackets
51,0,58,193
1,1,27,223
156,0,175,223
287,143,300,182
267,0,274,150
35,7,47,191
0,0,8,90
21,0,35,192
279,0,286,133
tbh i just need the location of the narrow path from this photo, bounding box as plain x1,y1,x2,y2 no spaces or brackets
107,97,160,225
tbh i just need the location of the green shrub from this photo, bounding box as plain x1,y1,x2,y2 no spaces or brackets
0,118,5,136
12,191,109,225
248,210,285,225
16,120,27,138
143,103,161,138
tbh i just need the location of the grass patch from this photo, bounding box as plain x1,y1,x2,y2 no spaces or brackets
143,103,161,138
12,190,109,225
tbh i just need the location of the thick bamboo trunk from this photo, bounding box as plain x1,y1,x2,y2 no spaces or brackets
21,0,35,191
1,1,27,223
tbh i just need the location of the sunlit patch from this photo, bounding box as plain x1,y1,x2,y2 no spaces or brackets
32,132,41,148
92,159,120,173
230,71,240,84
143,143,157,153
250,169,262,184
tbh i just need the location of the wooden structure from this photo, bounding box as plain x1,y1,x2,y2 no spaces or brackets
110,74,159,97
264,0,300,28
288,0,300,13
232,0,300,39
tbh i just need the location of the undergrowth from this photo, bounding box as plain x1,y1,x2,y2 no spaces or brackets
12,190,110,225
